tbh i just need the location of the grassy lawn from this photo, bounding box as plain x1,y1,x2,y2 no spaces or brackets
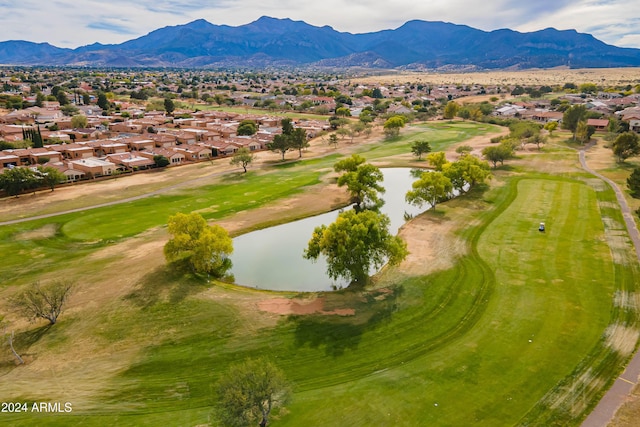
1,122,637,426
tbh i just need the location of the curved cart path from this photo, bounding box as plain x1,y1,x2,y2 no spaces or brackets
579,144,640,427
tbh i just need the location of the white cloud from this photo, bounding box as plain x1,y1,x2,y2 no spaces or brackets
0,0,638,49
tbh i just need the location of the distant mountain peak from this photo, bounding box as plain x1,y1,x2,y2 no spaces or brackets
0,18,638,69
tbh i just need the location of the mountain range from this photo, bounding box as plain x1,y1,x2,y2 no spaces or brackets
1,16,640,70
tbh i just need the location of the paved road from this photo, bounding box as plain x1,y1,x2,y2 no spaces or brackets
579,144,640,427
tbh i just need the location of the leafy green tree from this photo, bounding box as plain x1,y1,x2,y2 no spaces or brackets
71,114,88,129
36,166,66,191
411,140,432,160
562,105,587,141
334,154,366,173
406,171,453,210
304,209,408,286
164,213,233,277
237,120,258,136
455,145,473,155
267,134,291,161
164,97,175,116
335,106,351,117
442,155,491,193
544,121,558,136
153,155,170,168
575,121,595,145
612,132,640,162
578,83,598,94
230,147,256,173
55,89,69,105
443,101,460,119
0,167,37,197
383,115,406,138
61,104,79,117
426,151,449,171
482,142,515,168
627,168,640,198
97,92,110,110
216,358,291,427
11,281,73,325
359,109,375,124
337,162,385,211
528,134,548,150
289,128,309,158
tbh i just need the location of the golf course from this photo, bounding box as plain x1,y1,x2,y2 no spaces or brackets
1,121,638,426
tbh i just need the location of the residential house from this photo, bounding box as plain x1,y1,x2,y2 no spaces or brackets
69,157,117,177
175,145,211,161
138,148,185,165
105,153,155,171
0,152,19,170
57,143,95,160
586,118,609,131
150,133,177,148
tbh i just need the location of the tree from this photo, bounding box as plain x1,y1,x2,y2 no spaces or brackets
164,97,175,115
36,166,66,191
443,101,460,119
164,212,233,277
304,209,408,286
562,105,587,141
455,145,473,156
383,115,406,138
334,154,366,173
230,147,256,173
442,155,491,194
11,281,73,325
328,133,338,149
627,168,640,198
411,140,432,160
289,128,309,158
0,167,37,197
97,92,110,110
267,134,291,161
482,142,515,168
216,358,291,427
528,134,548,150
71,114,88,129
575,121,595,145
426,151,449,171
337,162,385,210
544,121,558,136
406,171,453,211
237,120,258,136
612,132,640,162
153,155,170,168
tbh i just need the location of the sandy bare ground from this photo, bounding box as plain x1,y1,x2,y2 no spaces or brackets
353,68,640,87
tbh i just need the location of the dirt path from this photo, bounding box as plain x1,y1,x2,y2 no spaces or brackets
577,143,640,427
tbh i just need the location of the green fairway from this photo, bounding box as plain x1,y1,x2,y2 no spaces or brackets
1,122,637,426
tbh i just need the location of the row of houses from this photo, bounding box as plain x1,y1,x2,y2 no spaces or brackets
0,110,331,181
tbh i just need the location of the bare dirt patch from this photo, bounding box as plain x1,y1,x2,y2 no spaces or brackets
353,68,640,87
15,223,58,240
257,297,355,316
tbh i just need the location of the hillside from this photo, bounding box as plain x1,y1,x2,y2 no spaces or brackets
1,16,640,69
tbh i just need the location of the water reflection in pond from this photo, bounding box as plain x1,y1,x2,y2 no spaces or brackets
231,168,428,292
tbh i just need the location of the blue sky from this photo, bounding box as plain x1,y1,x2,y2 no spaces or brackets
1,0,639,49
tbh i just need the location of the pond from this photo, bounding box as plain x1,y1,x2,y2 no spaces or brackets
230,168,430,292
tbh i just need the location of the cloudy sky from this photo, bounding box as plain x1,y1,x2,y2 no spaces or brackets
1,0,639,49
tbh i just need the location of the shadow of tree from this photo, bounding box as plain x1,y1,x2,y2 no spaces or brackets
124,267,206,309
289,285,403,357
16,324,52,348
